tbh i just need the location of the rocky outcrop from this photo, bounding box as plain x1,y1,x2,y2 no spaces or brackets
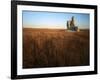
67,16,78,31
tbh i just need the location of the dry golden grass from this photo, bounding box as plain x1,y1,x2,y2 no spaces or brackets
23,28,89,68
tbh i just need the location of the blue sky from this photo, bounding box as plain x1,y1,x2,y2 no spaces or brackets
23,11,90,29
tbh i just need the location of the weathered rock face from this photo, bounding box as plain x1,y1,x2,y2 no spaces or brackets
67,21,70,29
70,16,75,27
67,16,78,31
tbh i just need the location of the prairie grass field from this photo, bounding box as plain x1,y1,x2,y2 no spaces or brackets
23,28,89,68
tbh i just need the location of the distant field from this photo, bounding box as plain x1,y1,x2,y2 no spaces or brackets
23,28,89,68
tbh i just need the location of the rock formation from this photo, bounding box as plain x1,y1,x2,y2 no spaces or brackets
67,16,78,31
